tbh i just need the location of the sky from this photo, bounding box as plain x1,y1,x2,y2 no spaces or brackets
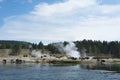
0,0,120,44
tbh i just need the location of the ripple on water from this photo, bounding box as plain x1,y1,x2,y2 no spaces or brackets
0,64,120,80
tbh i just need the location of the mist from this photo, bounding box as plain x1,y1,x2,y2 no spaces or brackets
54,42,80,58
31,50,43,57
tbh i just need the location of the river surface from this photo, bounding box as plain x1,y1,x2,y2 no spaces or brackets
0,63,120,80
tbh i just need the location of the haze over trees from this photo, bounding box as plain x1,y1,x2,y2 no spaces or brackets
0,40,120,58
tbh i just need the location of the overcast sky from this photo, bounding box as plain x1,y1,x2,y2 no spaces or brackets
0,0,120,44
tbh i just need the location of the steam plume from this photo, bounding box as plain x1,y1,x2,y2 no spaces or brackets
31,50,42,57
64,42,80,58
31,50,49,57
55,42,80,58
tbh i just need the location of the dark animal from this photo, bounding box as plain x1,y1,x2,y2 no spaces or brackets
3,59,7,64
16,59,22,64
70,57,77,60
100,60,106,64
11,59,15,63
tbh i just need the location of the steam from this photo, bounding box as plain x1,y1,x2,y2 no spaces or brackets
31,42,80,59
31,50,42,57
81,48,87,58
64,42,80,58
31,50,49,57
55,42,80,58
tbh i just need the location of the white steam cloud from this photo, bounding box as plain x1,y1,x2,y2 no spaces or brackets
31,50,49,58
64,42,80,58
55,42,80,58
31,50,43,57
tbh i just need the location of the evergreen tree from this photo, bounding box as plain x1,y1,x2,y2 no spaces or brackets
38,41,44,50
10,43,22,55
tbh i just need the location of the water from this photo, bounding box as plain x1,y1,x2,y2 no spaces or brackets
0,63,120,80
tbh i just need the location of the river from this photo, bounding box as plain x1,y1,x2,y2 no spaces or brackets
0,63,120,80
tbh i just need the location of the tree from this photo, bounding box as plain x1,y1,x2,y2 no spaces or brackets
46,44,60,53
10,43,22,56
38,41,44,50
1,42,6,49
32,43,37,49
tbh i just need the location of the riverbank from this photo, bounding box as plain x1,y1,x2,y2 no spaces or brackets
0,56,120,64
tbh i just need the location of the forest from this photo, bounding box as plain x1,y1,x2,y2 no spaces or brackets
0,40,120,58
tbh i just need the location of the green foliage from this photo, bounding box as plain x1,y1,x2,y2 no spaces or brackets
74,40,120,58
0,42,6,49
0,40,31,55
38,41,44,50
10,44,22,55
63,41,69,46
46,43,60,54
1,40,120,58
32,43,37,49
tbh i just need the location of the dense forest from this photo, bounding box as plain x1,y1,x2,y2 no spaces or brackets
0,40,120,58
46,40,120,58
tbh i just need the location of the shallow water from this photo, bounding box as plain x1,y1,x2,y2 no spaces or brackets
0,63,120,80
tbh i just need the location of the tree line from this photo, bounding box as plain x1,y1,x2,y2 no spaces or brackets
46,40,120,58
0,40,120,58
74,40,120,58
